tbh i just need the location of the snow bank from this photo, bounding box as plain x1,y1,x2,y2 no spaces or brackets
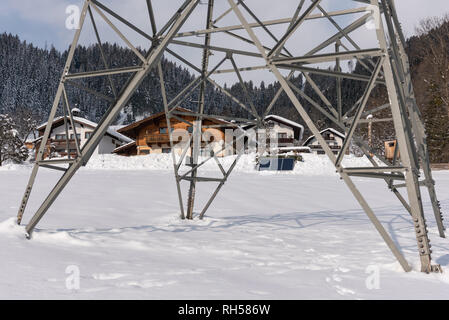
0,153,375,176
0,217,94,246
0,162,32,171
84,153,373,176
0,217,26,237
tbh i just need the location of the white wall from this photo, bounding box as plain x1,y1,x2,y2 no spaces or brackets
49,121,122,155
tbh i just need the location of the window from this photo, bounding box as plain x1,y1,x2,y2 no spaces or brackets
162,148,171,154
55,134,66,140
140,149,150,155
70,134,81,140
278,133,288,139
187,126,193,133
85,132,93,139
160,127,168,134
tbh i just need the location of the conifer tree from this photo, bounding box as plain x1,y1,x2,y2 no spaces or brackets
423,82,449,163
0,114,29,166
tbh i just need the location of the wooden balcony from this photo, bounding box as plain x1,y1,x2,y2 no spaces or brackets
145,133,170,144
51,138,78,145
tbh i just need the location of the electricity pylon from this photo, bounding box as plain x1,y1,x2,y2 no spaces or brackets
17,0,445,273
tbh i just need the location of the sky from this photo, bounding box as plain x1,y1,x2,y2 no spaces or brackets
0,0,447,84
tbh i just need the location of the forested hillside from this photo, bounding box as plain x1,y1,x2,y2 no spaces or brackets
0,32,364,136
0,14,448,162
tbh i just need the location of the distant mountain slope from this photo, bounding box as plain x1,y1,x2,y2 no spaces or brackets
1,15,448,161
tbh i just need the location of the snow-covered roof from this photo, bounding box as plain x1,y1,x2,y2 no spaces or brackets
265,115,304,131
113,140,136,153
107,128,134,144
37,116,133,144
303,128,346,146
278,146,311,151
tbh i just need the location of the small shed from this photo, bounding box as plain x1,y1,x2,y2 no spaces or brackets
384,140,399,160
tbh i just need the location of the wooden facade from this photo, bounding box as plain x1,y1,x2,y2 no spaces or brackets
384,140,399,161
115,107,232,156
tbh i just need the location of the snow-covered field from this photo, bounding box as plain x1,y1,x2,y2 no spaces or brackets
1,154,449,299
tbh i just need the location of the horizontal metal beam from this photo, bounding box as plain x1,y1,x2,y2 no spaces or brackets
343,166,407,173
39,164,68,172
273,49,384,65
346,172,406,180
170,39,262,57
277,64,385,85
64,66,143,80
65,80,115,102
38,159,76,165
174,7,369,38
181,176,225,182
355,117,393,124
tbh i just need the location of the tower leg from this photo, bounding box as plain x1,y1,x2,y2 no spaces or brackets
16,0,91,226
20,0,200,236
373,0,440,272
186,0,214,219
382,0,445,238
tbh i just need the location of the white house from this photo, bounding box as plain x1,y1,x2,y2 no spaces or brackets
34,109,133,159
303,128,346,155
264,115,304,147
243,115,305,151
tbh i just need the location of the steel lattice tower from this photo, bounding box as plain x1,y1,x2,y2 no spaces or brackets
17,0,446,273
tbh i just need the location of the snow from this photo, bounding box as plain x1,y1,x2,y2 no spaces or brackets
265,114,305,130
0,154,449,299
81,153,374,176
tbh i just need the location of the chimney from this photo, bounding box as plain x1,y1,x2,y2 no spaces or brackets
71,108,81,117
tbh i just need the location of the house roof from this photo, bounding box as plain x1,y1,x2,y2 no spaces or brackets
37,116,133,144
265,115,304,130
118,107,233,137
278,146,311,152
242,114,304,140
113,140,136,154
303,128,346,146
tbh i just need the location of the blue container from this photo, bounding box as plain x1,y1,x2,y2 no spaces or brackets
257,157,295,171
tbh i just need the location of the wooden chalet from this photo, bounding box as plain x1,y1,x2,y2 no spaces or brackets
115,107,233,156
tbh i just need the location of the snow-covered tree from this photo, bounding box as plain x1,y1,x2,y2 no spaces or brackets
0,114,28,166
12,105,39,143
423,82,449,163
